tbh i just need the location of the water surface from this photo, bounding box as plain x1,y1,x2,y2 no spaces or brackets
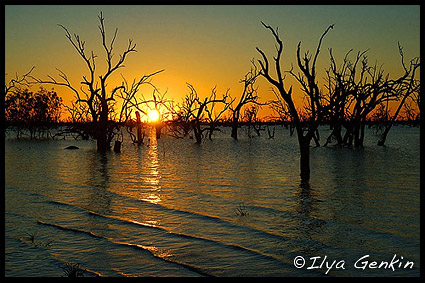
5,125,420,276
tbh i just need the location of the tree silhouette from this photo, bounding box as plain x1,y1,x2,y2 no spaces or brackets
30,12,161,151
5,66,35,96
229,63,263,140
204,86,233,140
175,83,231,144
116,71,165,144
243,104,265,138
376,43,420,146
167,97,193,139
322,48,358,146
323,43,420,147
5,87,62,139
256,21,333,184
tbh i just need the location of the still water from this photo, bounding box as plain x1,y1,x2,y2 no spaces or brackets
5,125,420,276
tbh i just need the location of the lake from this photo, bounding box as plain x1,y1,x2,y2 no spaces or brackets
4,125,420,277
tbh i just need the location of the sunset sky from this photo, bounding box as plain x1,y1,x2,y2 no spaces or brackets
5,5,420,120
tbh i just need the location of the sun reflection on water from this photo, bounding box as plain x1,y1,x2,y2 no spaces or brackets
141,127,162,205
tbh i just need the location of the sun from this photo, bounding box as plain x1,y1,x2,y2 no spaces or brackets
148,109,160,122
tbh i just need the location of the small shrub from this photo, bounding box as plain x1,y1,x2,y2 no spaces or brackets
235,203,249,216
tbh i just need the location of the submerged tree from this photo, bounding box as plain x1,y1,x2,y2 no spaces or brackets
345,53,395,147
376,43,420,146
323,43,420,147
229,63,263,140
31,12,162,151
174,83,231,144
322,48,359,146
116,71,166,144
243,104,266,138
403,89,420,123
256,21,333,184
167,97,194,139
204,86,233,140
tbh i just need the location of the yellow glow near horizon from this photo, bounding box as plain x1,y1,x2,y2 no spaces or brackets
5,6,420,122
148,109,160,122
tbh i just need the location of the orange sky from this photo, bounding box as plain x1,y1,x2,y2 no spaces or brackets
5,5,420,121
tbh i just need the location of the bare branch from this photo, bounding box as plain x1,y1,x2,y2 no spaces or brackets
5,66,35,94
29,68,82,102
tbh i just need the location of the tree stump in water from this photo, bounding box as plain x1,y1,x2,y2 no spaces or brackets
135,111,143,145
113,140,121,152
114,133,123,153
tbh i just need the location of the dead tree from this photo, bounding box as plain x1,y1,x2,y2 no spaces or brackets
243,104,265,138
324,48,391,147
229,63,263,140
167,100,193,139
30,12,157,151
404,89,420,123
166,87,199,139
268,96,296,136
116,71,164,145
256,21,333,184
338,46,419,147
181,83,231,144
187,84,205,144
411,88,420,121
323,48,359,146
376,43,420,146
347,53,393,147
204,87,233,140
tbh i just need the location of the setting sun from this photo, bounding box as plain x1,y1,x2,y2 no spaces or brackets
148,109,160,122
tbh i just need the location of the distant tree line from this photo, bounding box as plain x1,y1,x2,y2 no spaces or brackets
5,72,62,139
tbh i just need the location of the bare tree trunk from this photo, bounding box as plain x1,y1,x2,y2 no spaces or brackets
352,122,365,148
343,124,353,146
359,123,365,146
231,119,238,140
334,124,343,145
377,125,391,146
378,88,418,146
96,99,110,151
312,129,320,147
193,123,202,144
231,126,238,139
289,124,295,136
96,131,109,151
155,124,162,140
324,123,343,146
353,122,362,148
135,111,143,145
299,138,310,184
